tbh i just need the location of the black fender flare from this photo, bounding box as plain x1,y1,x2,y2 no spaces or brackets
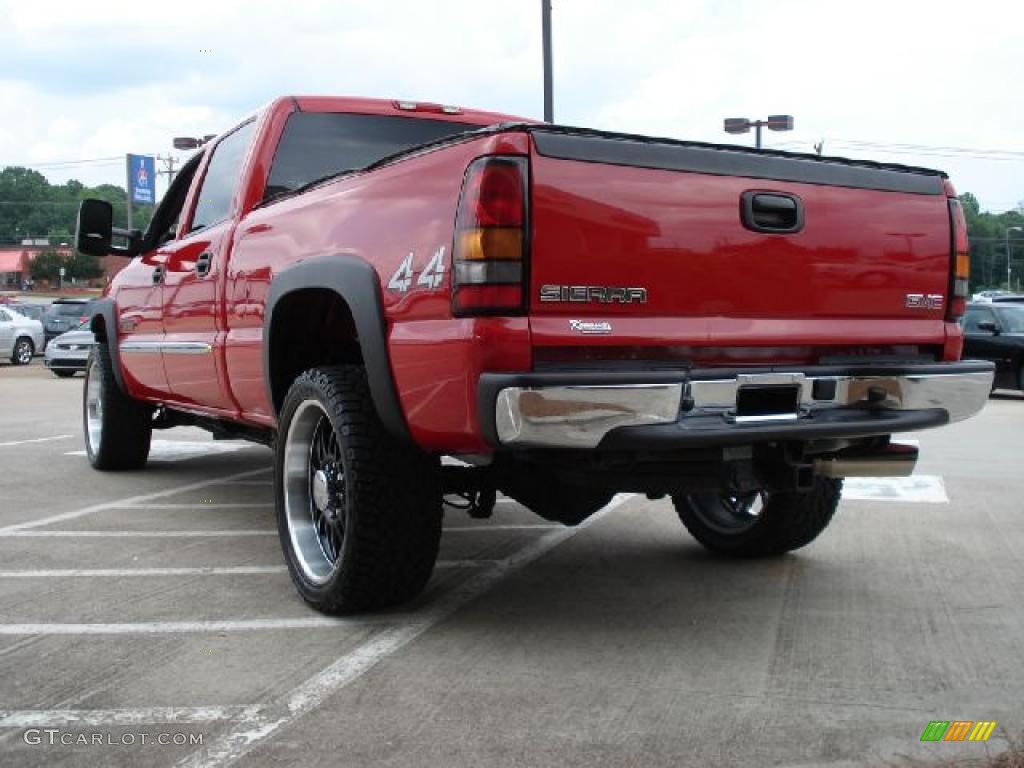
89,298,128,393
263,255,411,442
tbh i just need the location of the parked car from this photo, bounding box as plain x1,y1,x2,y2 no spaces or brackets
962,302,1024,392
44,322,95,377
0,306,45,365
8,303,47,322
42,298,93,345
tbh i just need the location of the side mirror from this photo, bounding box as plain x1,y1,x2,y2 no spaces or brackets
977,320,999,334
75,199,113,256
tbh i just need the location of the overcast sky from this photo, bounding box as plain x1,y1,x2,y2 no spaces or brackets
1,0,1021,211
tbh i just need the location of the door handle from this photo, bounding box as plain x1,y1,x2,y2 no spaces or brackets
195,252,213,277
741,191,804,234
152,265,165,285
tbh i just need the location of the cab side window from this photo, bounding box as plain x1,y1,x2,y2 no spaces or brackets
190,120,257,232
0,310,10,322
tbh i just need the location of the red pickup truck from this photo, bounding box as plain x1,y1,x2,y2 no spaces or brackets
75,96,993,614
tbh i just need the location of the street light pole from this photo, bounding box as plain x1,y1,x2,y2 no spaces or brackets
541,0,553,123
723,115,794,150
1006,226,1023,291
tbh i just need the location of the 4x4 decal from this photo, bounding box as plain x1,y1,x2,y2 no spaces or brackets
387,246,446,293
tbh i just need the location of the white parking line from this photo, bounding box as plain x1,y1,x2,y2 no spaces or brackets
65,439,256,463
0,525,558,538
0,467,270,534
0,530,277,538
0,566,288,578
0,706,249,729
177,494,634,768
443,524,560,532
0,560,499,578
0,435,72,448
842,475,949,503
113,503,275,510
0,617,371,636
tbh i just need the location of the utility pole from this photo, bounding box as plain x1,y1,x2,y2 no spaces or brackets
124,155,133,231
157,154,178,182
1006,226,1023,290
542,0,554,123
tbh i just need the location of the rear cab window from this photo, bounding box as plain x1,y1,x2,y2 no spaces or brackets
263,113,477,201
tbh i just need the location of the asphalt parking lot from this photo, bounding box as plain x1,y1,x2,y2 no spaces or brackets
1,360,1022,768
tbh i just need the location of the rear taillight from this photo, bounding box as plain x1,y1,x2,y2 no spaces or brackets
948,198,970,321
452,156,528,315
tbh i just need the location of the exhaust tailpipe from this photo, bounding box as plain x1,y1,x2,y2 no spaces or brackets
814,442,918,479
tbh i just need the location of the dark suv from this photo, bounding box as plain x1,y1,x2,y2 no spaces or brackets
42,299,92,345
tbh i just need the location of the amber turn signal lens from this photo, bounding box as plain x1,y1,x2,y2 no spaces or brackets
955,252,970,280
455,228,523,262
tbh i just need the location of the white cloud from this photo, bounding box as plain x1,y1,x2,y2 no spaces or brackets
0,0,1021,209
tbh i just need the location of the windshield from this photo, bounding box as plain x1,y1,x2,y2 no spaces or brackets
263,112,478,200
996,306,1024,333
50,303,90,317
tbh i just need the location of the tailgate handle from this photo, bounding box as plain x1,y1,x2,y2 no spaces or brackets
741,192,804,234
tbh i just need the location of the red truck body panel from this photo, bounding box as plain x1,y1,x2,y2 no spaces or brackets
105,96,966,455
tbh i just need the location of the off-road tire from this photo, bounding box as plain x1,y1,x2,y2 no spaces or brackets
672,478,842,557
83,344,152,470
275,366,441,614
11,337,33,365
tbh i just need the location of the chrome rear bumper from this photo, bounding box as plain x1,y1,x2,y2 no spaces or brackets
487,363,994,449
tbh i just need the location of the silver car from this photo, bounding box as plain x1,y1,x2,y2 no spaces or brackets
45,323,95,378
0,306,45,365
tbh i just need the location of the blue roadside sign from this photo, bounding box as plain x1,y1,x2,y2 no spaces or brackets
128,154,156,205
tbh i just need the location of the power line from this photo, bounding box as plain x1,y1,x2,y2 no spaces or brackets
0,156,123,169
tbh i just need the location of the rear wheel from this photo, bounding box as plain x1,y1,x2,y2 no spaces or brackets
672,478,842,557
276,366,441,614
11,337,33,365
83,345,152,470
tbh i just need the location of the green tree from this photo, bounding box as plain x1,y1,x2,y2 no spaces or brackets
28,250,66,282
66,251,104,281
0,166,154,245
958,192,1024,292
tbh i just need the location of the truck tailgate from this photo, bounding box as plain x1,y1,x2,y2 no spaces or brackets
526,129,952,358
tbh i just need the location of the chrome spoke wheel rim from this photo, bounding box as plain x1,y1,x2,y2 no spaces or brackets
693,492,764,534
16,341,31,364
283,400,347,584
85,357,103,455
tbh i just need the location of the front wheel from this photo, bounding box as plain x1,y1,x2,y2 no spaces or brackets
275,366,441,614
83,345,153,470
672,478,842,557
11,337,33,365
